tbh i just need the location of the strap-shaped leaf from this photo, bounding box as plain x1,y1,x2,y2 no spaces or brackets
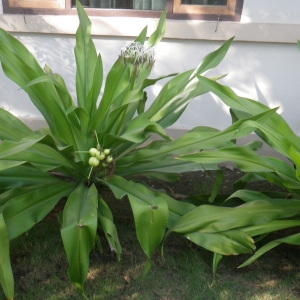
0,213,14,300
75,1,102,116
129,194,168,275
3,181,76,240
3,143,78,172
0,184,49,207
197,75,300,158
115,160,213,178
44,64,74,110
242,219,300,237
183,229,255,256
239,232,300,268
23,65,74,111
98,197,122,260
0,29,77,147
170,198,300,234
118,108,277,170
135,26,147,44
212,253,223,280
148,9,166,47
118,118,172,143
106,175,168,274
85,54,103,122
181,147,300,192
142,69,199,123
93,61,135,131
0,165,66,190
0,135,46,160
0,108,33,141
195,37,234,75
208,169,223,203
179,146,277,173
0,160,26,173
61,183,98,294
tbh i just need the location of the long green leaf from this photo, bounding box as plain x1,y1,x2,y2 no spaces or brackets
61,183,98,294
141,37,234,126
0,160,26,173
128,194,168,274
0,214,14,300
178,146,277,173
3,143,78,172
239,233,300,268
3,181,76,240
184,229,255,256
180,146,300,191
196,75,300,158
170,199,300,234
118,109,277,169
0,165,65,190
0,135,47,160
212,253,223,280
0,108,33,141
98,197,122,260
105,175,194,228
75,0,102,116
93,61,135,131
0,29,77,146
0,185,50,207
43,64,74,110
104,176,168,273
148,10,166,47
197,38,234,75
24,65,74,111
241,220,300,237
118,118,172,143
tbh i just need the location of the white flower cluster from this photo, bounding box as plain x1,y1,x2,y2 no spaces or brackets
120,42,155,66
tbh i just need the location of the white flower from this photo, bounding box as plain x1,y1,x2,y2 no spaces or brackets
120,42,155,67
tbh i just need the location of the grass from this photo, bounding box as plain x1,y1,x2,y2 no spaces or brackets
1,186,300,300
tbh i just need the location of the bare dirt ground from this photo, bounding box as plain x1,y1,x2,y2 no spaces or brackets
135,166,287,199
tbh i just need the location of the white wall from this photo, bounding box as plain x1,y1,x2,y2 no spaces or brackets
0,0,299,135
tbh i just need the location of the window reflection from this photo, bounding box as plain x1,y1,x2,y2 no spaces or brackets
73,0,167,10
181,0,227,5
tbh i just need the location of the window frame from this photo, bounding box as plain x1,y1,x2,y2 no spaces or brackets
2,0,244,21
8,0,65,9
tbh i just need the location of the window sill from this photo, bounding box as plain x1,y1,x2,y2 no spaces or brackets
0,13,299,44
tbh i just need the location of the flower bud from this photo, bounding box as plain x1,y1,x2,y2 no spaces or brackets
96,152,105,161
106,156,113,164
89,157,100,167
103,149,111,155
89,148,99,157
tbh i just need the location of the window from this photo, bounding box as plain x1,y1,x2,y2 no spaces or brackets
2,0,243,21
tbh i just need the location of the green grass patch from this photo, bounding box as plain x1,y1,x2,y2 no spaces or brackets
1,197,300,300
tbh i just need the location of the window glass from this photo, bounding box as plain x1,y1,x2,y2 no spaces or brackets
72,0,167,10
181,0,227,4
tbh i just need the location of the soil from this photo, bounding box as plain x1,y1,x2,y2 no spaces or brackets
133,166,287,200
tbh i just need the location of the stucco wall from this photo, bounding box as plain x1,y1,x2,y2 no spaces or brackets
0,0,299,135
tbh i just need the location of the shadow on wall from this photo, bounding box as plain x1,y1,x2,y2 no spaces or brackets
221,41,300,135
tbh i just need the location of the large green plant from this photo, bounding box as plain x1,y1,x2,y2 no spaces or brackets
0,1,286,299
177,50,300,272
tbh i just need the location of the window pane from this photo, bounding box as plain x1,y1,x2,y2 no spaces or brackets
181,0,227,5
73,0,166,10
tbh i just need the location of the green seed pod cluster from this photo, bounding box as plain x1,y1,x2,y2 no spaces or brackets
88,147,113,167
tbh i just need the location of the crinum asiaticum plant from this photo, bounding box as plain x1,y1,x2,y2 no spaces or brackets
176,50,300,273
0,1,286,299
